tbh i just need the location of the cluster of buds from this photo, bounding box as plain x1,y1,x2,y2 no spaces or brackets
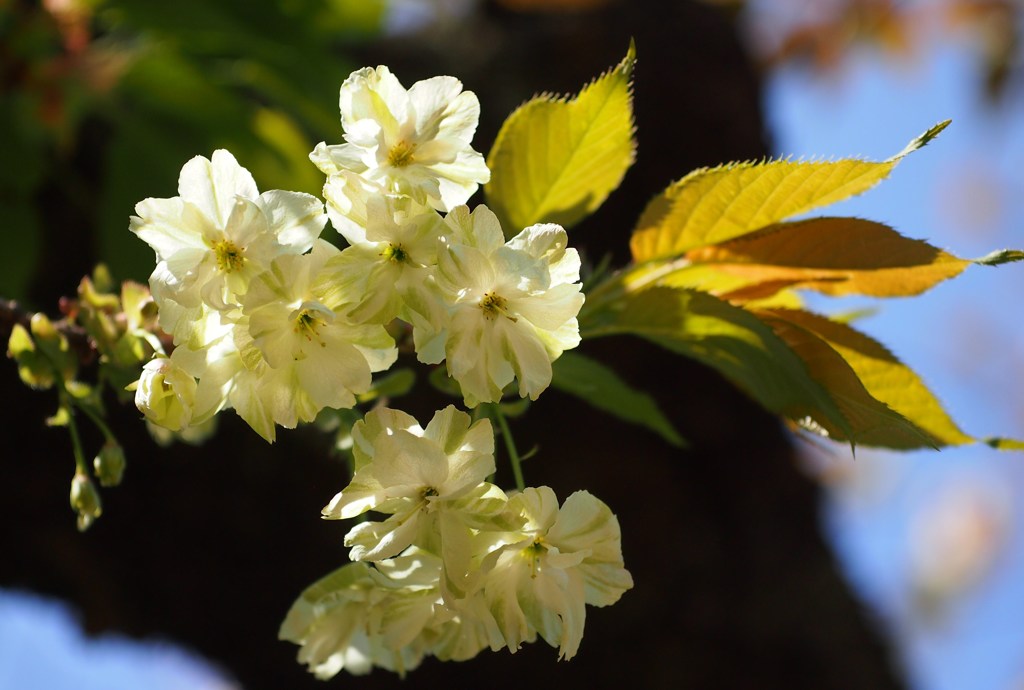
6,270,149,529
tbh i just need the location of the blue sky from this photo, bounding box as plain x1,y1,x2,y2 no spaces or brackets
0,590,236,690
766,35,1024,690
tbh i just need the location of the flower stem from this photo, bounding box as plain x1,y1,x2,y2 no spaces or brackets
75,399,117,443
491,404,525,492
579,256,691,326
61,395,88,475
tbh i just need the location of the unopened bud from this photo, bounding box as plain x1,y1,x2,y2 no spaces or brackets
70,472,102,531
134,356,197,431
93,443,125,487
29,313,77,381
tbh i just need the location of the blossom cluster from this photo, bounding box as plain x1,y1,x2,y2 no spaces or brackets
128,65,628,675
278,406,633,677
130,66,584,441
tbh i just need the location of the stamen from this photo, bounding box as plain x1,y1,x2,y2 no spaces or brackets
212,240,245,273
479,292,517,322
387,140,416,168
381,243,409,263
291,302,335,347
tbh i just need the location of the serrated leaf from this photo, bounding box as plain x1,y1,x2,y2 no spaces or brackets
485,42,636,232
758,313,938,450
649,263,804,308
551,350,687,447
758,308,974,447
630,120,950,262
585,286,852,438
684,217,971,297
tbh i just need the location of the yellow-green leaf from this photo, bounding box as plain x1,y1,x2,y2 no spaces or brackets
649,264,804,308
584,286,852,438
684,217,970,297
485,42,636,232
630,120,950,262
758,312,938,450
758,308,974,447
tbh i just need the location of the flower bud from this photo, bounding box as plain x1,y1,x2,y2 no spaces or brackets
29,313,78,382
93,442,126,487
70,472,102,531
8,323,55,389
134,356,198,431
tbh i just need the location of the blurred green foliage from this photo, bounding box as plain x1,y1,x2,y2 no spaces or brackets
1,0,385,302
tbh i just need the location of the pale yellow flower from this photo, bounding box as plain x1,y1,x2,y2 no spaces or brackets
311,66,489,212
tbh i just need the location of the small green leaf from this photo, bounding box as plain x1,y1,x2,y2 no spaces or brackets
428,365,463,398
973,249,1024,266
485,41,636,232
630,121,949,262
357,368,415,403
984,437,1024,451
551,350,687,447
887,119,951,160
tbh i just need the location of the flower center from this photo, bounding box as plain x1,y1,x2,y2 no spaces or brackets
387,140,416,168
479,292,517,322
291,301,335,347
212,239,245,273
524,538,547,578
381,243,409,263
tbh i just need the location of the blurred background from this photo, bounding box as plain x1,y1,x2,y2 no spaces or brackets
1,0,1023,688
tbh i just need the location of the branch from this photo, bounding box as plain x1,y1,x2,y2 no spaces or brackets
1,298,98,366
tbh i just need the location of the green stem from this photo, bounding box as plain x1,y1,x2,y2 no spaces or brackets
491,404,525,492
61,393,88,475
580,256,691,324
75,399,116,443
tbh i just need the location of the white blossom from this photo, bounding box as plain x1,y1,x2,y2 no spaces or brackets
323,405,502,577
479,487,633,660
235,239,397,441
310,66,489,212
315,178,446,324
131,149,326,341
408,205,584,406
